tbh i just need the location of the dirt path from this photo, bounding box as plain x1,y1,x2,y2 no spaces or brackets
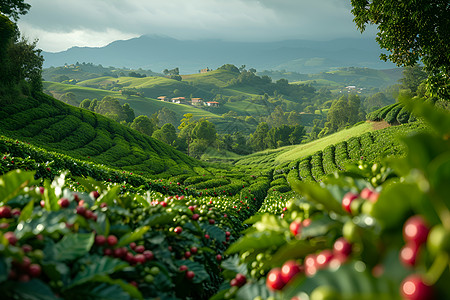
369,120,391,131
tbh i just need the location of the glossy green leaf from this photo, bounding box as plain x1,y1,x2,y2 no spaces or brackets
97,185,120,206
11,279,57,300
69,255,129,288
284,262,400,300
176,260,209,284
265,238,327,268
43,180,59,211
291,181,347,215
116,226,149,248
370,182,417,229
63,282,131,300
18,198,34,223
226,231,286,255
0,170,38,205
235,279,274,300
50,233,94,261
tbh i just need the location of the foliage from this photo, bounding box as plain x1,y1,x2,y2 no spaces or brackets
130,115,156,137
0,0,30,21
216,100,450,300
351,0,450,99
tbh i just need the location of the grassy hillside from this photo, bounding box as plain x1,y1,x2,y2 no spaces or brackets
44,81,219,119
234,121,423,169
0,92,203,177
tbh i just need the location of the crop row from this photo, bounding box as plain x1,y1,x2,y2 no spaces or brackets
367,102,417,125
257,122,425,215
0,92,201,177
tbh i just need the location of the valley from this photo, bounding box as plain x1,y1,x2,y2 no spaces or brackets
1,1,449,299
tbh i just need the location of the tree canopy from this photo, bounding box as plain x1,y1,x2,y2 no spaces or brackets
0,0,30,21
351,0,450,99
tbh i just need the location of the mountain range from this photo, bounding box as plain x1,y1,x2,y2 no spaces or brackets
42,35,396,74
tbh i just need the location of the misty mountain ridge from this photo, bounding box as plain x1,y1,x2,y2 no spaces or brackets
42,35,397,74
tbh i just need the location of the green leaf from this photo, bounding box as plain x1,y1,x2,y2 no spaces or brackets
18,199,35,223
235,279,274,300
133,194,149,207
116,226,150,248
284,262,400,300
176,260,209,284
90,213,110,236
370,182,416,229
226,231,286,255
200,224,226,243
69,255,129,288
265,238,327,269
142,211,176,227
90,275,143,300
73,176,108,193
221,255,248,277
97,185,120,206
291,181,347,215
0,170,38,205
253,214,288,233
50,233,94,261
63,282,131,300
12,279,57,300
43,180,59,211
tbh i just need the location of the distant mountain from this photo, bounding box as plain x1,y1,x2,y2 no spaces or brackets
42,35,396,74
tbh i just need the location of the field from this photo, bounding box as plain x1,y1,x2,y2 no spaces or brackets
0,89,448,299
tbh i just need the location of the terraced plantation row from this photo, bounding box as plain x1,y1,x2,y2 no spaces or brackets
367,102,417,125
0,93,201,178
257,121,426,214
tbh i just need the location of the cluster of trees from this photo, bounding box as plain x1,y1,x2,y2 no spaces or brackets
0,7,43,96
249,122,306,151
79,96,135,123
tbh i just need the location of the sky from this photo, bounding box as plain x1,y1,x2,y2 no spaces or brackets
17,0,377,53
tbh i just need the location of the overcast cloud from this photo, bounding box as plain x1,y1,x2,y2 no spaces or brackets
17,0,376,52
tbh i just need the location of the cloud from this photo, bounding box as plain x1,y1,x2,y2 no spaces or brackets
18,0,373,52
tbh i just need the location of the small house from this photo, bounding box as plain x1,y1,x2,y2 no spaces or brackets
205,101,219,107
191,98,203,105
158,96,169,102
171,97,186,104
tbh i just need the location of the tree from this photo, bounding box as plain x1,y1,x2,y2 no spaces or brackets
95,96,127,122
152,123,177,145
192,119,216,145
122,103,135,123
0,0,31,21
130,115,155,137
5,37,43,91
399,66,428,94
157,107,177,126
326,95,363,133
289,125,306,145
79,99,92,110
88,98,98,112
351,0,450,99
249,122,269,152
60,92,77,106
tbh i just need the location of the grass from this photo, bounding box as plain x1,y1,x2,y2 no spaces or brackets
235,122,376,168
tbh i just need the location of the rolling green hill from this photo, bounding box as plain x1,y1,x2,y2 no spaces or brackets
234,120,424,169
0,92,204,178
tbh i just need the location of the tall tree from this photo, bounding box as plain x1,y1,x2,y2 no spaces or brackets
351,0,450,99
399,66,428,94
0,0,31,21
130,115,155,137
249,122,269,152
152,123,177,145
157,107,177,126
